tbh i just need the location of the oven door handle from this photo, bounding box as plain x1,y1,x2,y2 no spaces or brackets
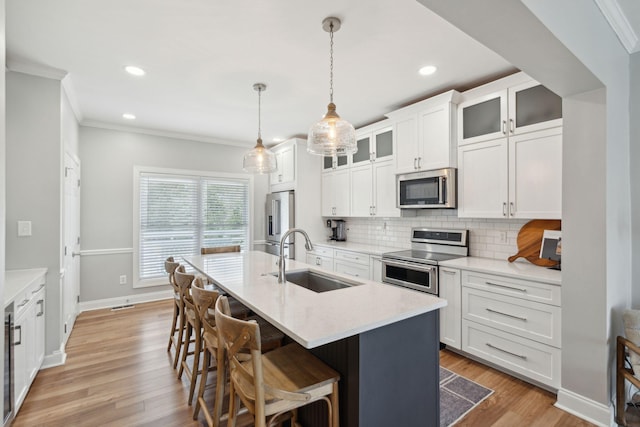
382,259,436,274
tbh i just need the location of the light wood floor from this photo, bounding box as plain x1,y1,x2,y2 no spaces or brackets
13,300,595,427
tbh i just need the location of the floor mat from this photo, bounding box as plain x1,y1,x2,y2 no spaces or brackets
440,367,493,426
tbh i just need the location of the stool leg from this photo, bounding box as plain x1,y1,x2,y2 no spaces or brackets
228,381,240,427
167,300,179,352
178,321,192,379
193,346,210,420
188,325,202,404
330,382,340,427
213,344,226,427
173,303,186,369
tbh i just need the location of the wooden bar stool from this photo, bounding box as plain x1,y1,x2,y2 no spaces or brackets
165,257,182,369
215,296,340,427
175,267,202,405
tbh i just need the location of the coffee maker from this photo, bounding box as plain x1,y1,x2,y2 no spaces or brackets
330,220,347,241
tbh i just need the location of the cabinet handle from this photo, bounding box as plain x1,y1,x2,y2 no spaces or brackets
414,158,418,170
502,202,507,217
372,206,376,216
486,307,527,321
343,272,360,277
509,118,515,133
278,174,283,182
14,325,22,346
342,254,360,261
418,157,422,169
486,281,527,292
17,298,29,308
509,202,515,216
316,257,321,266
32,284,46,294
37,299,44,317
370,152,375,162
486,342,527,360
502,120,507,134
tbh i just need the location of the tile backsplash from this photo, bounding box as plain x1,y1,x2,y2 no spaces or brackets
344,209,528,261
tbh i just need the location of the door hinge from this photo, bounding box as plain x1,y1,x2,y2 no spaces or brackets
64,246,68,256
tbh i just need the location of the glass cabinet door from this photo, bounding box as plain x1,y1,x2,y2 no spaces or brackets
510,81,562,135
374,129,393,160
322,156,334,171
459,90,507,146
352,135,371,165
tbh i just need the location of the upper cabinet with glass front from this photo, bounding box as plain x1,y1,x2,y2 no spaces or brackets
458,76,562,146
351,121,394,166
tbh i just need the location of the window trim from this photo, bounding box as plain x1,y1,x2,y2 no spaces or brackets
133,165,253,288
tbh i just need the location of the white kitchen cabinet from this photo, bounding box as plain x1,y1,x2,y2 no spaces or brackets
322,154,349,172
389,90,460,174
306,253,334,271
458,78,562,147
439,267,462,350
460,269,561,389
13,279,46,412
269,140,296,191
334,249,370,280
321,168,350,217
370,256,382,282
458,127,562,219
350,160,399,218
351,123,394,167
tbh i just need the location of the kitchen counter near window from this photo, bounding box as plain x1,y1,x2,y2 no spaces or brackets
184,250,444,426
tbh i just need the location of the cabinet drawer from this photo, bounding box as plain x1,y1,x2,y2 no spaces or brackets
462,320,560,389
310,246,334,258
334,261,370,280
334,249,369,266
462,287,560,347
462,271,560,306
306,254,334,271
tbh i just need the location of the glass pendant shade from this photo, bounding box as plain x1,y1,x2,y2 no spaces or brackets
243,83,277,174
308,102,357,156
243,138,277,174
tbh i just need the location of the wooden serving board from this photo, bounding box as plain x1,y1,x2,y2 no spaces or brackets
508,219,561,266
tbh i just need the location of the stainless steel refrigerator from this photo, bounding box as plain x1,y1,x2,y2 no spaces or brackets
264,191,295,259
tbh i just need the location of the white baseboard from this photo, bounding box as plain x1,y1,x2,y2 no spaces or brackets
41,343,67,369
78,289,173,312
555,387,612,427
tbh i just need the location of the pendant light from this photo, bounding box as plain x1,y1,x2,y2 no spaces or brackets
307,17,357,157
243,83,277,174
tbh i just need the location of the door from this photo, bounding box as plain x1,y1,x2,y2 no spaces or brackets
373,161,400,217
350,164,373,217
63,153,81,344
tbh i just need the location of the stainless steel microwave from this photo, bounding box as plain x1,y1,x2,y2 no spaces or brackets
396,168,456,209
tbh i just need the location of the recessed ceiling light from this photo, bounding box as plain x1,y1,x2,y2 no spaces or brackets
124,65,145,76
418,65,437,76
123,113,136,120
272,137,284,143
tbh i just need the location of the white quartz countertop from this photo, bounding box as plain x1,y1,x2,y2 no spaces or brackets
5,268,48,307
183,251,445,348
312,241,408,256
440,257,561,285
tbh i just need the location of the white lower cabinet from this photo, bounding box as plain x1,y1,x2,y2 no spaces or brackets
370,256,382,282
460,270,561,389
13,279,46,412
439,267,462,350
334,249,370,280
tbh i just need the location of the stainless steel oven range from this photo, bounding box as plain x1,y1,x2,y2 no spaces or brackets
382,228,469,295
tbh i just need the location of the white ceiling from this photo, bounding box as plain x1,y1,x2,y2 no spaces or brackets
6,0,518,147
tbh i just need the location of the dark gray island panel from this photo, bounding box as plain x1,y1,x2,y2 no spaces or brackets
306,310,440,427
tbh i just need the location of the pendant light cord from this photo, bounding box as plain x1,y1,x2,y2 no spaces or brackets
257,86,262,140
329,21,334,104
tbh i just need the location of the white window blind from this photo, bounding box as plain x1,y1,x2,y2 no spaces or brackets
137,171,249,283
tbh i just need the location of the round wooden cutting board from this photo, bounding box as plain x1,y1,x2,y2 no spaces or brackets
508,219,561,266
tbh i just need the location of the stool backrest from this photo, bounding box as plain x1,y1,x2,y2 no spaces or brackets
201,245,241,255
174,266,195,303
164,257,180,291
190,277,219,334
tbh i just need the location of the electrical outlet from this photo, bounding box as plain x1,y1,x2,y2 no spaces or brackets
119,275,127,285
18,220,32,237
499,231,508,243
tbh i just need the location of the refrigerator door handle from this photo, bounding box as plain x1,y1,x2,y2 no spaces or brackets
274,200,281,235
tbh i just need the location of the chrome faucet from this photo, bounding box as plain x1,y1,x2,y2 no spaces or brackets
278,228,314,283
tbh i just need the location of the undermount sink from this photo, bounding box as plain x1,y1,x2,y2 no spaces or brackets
271,269,360,293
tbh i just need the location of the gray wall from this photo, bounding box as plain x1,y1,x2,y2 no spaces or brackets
6,71,64,356
79,126,268,301
632,51,640,307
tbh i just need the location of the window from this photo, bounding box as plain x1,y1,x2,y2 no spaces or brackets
133,167,252,287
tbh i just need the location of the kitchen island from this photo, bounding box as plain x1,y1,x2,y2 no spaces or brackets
185,251,445,427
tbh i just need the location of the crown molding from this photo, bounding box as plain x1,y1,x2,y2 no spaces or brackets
61,76,84,123
80,120,252,148
6,57,68,80
594,0,639,54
